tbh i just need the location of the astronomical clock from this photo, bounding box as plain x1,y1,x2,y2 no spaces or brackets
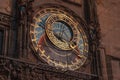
0,0,101,80
30,5,89,71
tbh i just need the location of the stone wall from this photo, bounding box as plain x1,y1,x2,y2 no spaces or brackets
97,0,120,80
97,0,120,58
0,0,12,14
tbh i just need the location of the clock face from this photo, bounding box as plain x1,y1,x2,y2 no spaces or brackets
30,8,89,70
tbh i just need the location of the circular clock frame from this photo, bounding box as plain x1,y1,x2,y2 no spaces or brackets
30,5,89,71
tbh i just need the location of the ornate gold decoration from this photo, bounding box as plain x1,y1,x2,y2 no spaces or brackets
30,8,89,71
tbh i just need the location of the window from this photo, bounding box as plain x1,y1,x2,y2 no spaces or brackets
107,56,120,80
0,30,4,55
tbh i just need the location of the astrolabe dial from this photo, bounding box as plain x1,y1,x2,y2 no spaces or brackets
30,8,89,71
45,14,79,50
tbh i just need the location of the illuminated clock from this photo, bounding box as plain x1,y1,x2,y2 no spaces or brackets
30,7,89,71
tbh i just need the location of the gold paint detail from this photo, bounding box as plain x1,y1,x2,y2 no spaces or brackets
30,8,89,71
46,14,79,50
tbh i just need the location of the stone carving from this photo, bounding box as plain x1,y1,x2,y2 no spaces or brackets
0,56,99,80
0,12,12,26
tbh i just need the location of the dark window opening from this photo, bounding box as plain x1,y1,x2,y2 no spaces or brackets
0,30,4,55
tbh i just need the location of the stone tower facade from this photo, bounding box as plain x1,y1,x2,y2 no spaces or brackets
0,0,120,80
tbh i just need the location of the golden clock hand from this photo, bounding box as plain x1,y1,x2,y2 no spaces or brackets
69,43,81,57
66,41,86,59
70,45,85,59
69,42,77,49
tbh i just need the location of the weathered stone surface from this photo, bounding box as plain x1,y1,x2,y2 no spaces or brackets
97,0,120,80
0,0,12,14
97,0,120,58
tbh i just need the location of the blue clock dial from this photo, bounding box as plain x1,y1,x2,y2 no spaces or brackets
52,22,73,42
35,13,51,43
